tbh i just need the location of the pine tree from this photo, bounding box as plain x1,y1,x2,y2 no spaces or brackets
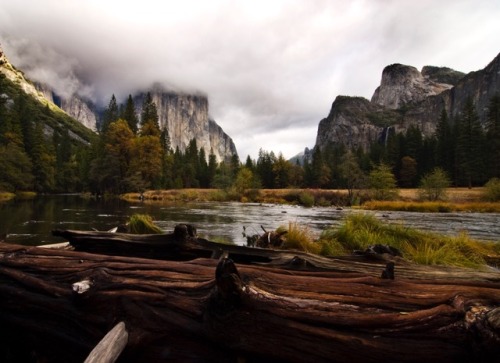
486,94,500,178
140,92,160,134
101,94,119,133
121,95,139,134
207,149,218,187
435,109,455,178
456,99,485,187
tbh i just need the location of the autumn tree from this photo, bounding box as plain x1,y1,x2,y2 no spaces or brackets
399,156,417,187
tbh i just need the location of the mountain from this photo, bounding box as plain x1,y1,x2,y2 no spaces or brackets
0,45,94,144
35,82,98,132
134,87,237,162
0,43,237,162
315,52,500,152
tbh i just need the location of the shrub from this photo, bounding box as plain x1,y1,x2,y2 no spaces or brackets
483,177,500,201
368,164,399,200
299,191,315,207
418,167,451,201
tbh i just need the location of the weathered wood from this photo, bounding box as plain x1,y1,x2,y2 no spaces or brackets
1,242,499,363
52,227,500,283
84,321,128,363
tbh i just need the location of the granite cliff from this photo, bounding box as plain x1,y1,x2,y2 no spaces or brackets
134,88,237,162
315,52,500,152
1,44,237,162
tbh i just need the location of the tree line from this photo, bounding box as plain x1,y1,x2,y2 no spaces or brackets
1,70,499,196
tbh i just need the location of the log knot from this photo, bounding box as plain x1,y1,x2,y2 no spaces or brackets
381,262,395,280
173,224,197,241
209,257,245,316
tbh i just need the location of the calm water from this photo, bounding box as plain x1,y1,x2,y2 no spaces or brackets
0,194,499,246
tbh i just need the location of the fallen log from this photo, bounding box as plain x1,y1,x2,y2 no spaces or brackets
0,242,499,363
52,226,500,282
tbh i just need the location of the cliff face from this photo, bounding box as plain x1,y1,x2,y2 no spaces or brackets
371,63,453,109
35,82,98,131
0,44,49,105
316,52,500,152
135,88,237,162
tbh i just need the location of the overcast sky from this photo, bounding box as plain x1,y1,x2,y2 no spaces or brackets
1,0,499,160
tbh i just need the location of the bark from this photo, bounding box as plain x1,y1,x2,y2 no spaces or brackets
1,242,500,363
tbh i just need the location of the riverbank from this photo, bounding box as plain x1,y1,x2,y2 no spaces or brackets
121,187,500,212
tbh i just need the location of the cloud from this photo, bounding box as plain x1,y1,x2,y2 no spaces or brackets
1,0,499,159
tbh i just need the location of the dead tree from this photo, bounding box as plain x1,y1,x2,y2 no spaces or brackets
1,241,500,363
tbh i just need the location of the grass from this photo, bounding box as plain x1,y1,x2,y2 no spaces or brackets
127,214,164,234
278,222,321,254
317,214,499,268
363,200,500,213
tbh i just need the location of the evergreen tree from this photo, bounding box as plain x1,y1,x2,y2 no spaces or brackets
272,153,291,188
140,92,160,133
0,144,34,191
456,99,485,187
207,149,218,188
486,94,500,178
369,163,398,200
101,94,119,133
436,109,454,175
256,149,276,188
121,95,139,134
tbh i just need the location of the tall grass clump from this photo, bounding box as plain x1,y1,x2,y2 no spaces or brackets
318,213,498,268
127,214,164,234
280,222,321,254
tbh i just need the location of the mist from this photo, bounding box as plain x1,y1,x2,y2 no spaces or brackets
1,0,499,159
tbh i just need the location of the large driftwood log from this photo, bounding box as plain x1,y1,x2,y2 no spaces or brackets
52,226,500,282
1,242,500,363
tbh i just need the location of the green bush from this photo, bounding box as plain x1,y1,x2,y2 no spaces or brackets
483,178,500,201
418,167,451,201
299,191,315,207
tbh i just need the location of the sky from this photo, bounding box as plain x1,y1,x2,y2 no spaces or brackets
1,0,499,160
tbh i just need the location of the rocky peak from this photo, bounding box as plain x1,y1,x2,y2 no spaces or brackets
135,87,237,162
421,66,465,86
371,63,453,109
316,96,402,151
314,51,500,155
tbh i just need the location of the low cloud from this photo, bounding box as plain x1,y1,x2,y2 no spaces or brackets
1,0,499,159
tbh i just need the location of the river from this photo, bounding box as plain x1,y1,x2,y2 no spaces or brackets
0,194,499,246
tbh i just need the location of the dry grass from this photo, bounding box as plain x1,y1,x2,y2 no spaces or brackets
318,214,500,268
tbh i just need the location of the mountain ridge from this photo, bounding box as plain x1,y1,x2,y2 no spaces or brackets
314,51,500,153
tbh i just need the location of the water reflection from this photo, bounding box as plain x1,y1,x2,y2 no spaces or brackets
0,195,498,246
